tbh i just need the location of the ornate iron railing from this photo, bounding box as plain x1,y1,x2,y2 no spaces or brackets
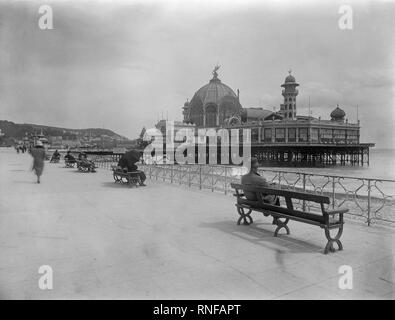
94,157,395,226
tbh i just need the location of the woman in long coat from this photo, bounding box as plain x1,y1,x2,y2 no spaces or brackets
30,141,46,183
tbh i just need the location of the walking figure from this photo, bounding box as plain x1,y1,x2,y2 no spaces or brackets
30,140,46,183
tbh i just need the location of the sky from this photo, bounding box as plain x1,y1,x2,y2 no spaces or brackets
0,0,394,147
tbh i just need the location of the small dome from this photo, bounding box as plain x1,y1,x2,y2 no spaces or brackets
184,100,189,107
330,106,346,120
281,70,298,88
285,74,296,83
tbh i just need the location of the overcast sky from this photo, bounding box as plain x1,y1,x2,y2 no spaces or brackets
0,0,394,147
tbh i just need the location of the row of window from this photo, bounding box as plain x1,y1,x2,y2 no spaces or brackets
248,128,359,143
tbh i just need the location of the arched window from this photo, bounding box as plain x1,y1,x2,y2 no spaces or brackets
190,100,204,126
219,99,237,125
289,112,292,118
205,104,217,127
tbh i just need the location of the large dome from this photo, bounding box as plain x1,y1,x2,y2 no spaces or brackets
193,78,238,105
187,67,242,127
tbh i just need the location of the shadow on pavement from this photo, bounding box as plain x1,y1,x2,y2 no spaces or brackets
199,220,322,254
101,181,137,189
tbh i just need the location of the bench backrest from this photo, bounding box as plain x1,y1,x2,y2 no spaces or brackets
231,183,330,204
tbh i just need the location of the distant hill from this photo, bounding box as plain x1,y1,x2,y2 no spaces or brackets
0,120,131,141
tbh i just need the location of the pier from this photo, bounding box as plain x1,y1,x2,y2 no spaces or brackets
251,143,373,166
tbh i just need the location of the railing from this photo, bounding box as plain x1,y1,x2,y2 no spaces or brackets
256,169,395,226
93,157,395,226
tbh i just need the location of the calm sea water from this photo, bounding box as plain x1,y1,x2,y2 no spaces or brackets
265,148,395,181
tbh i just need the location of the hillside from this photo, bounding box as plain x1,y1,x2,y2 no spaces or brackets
0,120,130,141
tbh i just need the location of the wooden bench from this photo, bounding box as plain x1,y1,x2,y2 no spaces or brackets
111,166,142,187
76,160,96,172
50,156,60,163
231,183,348,254
65,159,76,168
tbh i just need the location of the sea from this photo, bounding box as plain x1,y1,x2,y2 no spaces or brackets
261,148,395,199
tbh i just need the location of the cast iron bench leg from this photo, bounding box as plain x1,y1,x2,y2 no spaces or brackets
113,172,120,182
324,225,344,254
274,217,290,237
236,206,253,225
127,176,137,187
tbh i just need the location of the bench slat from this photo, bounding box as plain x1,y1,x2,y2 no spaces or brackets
237,201,326,224
231,183,330,204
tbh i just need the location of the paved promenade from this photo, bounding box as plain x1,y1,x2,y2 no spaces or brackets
0,148,394,299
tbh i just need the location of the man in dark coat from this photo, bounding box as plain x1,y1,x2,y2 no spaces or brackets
78,152,86,160
64,151,76,166
50,149,61,162
117,155,146,186
64,151,76,162
241,157,279,205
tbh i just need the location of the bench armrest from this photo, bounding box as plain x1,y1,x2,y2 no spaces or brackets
323,208,348,225
324,208,349,215
233,193,245,197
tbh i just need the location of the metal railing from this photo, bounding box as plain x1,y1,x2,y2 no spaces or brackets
93,157,395,226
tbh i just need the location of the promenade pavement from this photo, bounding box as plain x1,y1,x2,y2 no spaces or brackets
0,148,394,299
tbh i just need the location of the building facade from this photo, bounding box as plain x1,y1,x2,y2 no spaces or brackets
157,66,374,165
182,67,362,146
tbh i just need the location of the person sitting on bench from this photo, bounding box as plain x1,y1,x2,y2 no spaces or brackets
64,151,76,163
241,157,280,206
78,152,90,164
50,149,61,162
78,152,87,161
79,152,95,168
117,155,146,186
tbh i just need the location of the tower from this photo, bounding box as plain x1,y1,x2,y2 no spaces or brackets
280,70,299,119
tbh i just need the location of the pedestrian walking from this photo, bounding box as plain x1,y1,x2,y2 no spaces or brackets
30,140,46,183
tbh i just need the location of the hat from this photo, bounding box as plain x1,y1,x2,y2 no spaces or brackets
250,157,259,166
36,140,43,147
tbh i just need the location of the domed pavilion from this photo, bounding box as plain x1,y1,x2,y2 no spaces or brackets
183,66,242,127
